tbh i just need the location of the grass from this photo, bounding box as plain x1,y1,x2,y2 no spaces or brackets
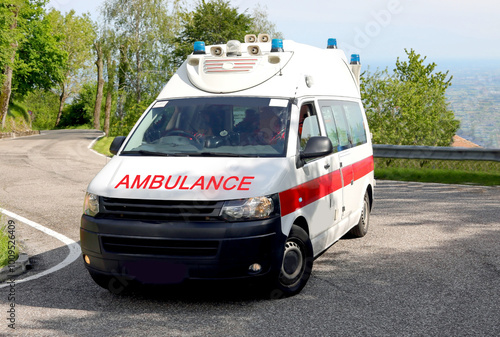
374,157,500,186
375,167,500,186
93,136,115,157
0,224,19,269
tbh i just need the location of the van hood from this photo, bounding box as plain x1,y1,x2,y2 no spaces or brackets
87,156,290,201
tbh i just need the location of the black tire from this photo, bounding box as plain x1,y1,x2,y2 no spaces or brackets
349,192,370,238
270,225,313,298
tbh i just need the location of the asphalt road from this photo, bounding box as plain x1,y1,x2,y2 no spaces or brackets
0,130,499,336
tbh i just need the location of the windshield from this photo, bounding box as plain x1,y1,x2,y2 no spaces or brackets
122,97,291,157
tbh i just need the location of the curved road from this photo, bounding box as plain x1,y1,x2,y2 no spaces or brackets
0,130,499,336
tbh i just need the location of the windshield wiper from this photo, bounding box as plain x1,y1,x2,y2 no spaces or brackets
190,152,255,157
121,150,256,157
121,150,185,157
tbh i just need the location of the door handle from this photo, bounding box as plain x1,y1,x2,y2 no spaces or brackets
324,163,331,169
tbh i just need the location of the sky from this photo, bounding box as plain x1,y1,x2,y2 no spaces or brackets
47,0,500,69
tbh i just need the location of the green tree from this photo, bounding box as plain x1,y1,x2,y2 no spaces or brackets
23,89,60,130
1,0,65,130
58,82,96,128
172,0,253,68
93,37,104,130
104,0,178,102
361,49,460,146
0,1,21,129
47,9,96,127
13,6,66,97
92,26,118,135
103,0,181,135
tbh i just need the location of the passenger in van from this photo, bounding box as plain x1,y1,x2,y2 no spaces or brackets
258,108,284,145
194,106,226,140
234,109,259,133
194,111,215,139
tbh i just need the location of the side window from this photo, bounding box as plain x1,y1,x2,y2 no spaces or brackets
343,102,367,146
319,100,367,151
320,106,340,152
298,103,321,151
331,105,351,151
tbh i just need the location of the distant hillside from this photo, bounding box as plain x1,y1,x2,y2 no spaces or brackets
445,61,500,149
366,59,499,149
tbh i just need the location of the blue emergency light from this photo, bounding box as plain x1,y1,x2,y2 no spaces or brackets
350,54,361,65
193,41,206,54
271,39,284,52
327,38,337,49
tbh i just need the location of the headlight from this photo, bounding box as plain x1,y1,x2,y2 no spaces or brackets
220,195,278,221
83,192,99,217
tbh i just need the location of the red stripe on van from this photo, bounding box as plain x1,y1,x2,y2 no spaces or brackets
342,164,354,186
279,155,373,216
353,155,375,180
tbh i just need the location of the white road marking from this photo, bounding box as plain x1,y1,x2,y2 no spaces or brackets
0,132,107,287
88,131,108,158
0,208,81,288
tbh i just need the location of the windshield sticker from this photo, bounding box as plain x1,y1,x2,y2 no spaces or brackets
153,101,168,108
269,99,288,107
114,175,254,191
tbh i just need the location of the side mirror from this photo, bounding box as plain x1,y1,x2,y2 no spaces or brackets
109,136,127,155
296,136,333,168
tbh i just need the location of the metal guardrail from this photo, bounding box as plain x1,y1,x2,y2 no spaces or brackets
373,145,500,162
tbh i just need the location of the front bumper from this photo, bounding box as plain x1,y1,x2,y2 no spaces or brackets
80,215,286,284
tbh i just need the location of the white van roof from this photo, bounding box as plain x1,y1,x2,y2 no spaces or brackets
157,39,360,100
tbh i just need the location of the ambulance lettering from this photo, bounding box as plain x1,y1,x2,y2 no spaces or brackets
114,175,254,191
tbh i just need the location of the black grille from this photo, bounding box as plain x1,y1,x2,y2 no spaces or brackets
101,236,219,257
100,197,223,221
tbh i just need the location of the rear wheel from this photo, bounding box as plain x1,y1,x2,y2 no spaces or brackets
271,225,313,298
348,192,370,237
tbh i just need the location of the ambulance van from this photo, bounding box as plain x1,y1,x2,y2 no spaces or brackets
81,35,375,297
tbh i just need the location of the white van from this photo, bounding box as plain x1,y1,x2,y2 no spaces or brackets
81,35,375,297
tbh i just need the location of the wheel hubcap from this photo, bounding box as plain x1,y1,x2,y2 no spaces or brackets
280,241,303,285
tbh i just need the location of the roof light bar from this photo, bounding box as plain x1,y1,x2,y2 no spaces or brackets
327,38,337,49
193,41,206,54
271,39,284,52
350,54,361,65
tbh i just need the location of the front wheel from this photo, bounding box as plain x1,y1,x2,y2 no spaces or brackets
348,192,371,238
271,225,313,298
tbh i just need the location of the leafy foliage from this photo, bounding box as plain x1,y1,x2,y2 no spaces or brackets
12,2,66,96
58,83,96,128
361,49,460,146
23,89,59,130
172,0,252,68
1,0,67,130
102,0,182,136
47,9,96,126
